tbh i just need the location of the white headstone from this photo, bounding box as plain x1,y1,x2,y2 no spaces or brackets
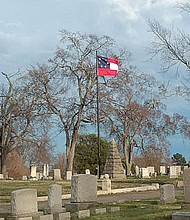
0,174,4,179
43,164,49,178
170,166,178,178
102,177,111,192
85,169,90,174
22,176,27,181
104,174,109,179
140,168,150,178
147,166,155,176
184,166,189,170
160,166,166,175
176,166,182,176
30,165,37,178
135,165,140,176
53,169,62,180
66,171,72,180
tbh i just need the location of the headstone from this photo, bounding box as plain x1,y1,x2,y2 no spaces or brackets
48,184,62,210
140,168,150,178
66,171,72,180
43,164,49,178
45,184,66,214
71,174,97,203
169,166,178,178
135,165,140,177
104,174,109,179
160,184,176,204
176,166,182,176
85,169,90,175
103,139,125,179
30,164,37,179
160,166,166,175
36,172,43,180
22,176,28,181
183,169,190,208
147,166,155,176
10,189,38,216
0,174,3,179
184,165,189,170
102,174,111,192
5,172,9,179
53,169,62,180
177,181,183,188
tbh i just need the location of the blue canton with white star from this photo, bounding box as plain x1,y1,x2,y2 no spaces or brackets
98,56,110,68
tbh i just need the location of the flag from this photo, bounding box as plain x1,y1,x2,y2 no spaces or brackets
97,55,119,77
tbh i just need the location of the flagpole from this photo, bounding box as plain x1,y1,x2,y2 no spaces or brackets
96,50,101,179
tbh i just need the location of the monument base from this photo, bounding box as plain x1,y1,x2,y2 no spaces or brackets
64,202,97,213
6,211,44,220
44,207,66,214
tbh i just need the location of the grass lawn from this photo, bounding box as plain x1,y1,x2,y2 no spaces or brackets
85,200,183,220
0,180,71,198
86,194,186,220
0,175,181,198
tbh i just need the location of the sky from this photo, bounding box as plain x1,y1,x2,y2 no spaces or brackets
1,0,190,160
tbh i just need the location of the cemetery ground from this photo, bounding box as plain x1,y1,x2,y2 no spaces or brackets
0,176,187,219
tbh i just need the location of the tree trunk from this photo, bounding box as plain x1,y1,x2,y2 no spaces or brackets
66,120,80,173
66,146,75,172
0,150,7,176
126,162,132,176
124,143,133,176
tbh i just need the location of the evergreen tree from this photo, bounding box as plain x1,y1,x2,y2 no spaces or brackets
74,134,109,175
172,153,186,166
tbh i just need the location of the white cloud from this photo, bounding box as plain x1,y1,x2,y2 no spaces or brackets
105,0,139,21
104,0,185,25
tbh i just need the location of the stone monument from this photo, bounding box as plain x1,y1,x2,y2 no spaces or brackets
103,139,125,179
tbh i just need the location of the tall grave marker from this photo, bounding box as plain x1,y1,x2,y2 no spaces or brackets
103,139,125,179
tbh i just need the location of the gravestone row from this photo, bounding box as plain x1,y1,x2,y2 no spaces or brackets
1,174,119,220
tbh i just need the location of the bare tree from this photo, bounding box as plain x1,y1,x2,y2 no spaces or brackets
177,1,190,13
100,65,190,175
148,19,190,73
0,72,51,174
27,30,127,173
18,130,54,166
147,3,190,100
134,146,169,173
101,69,164,175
